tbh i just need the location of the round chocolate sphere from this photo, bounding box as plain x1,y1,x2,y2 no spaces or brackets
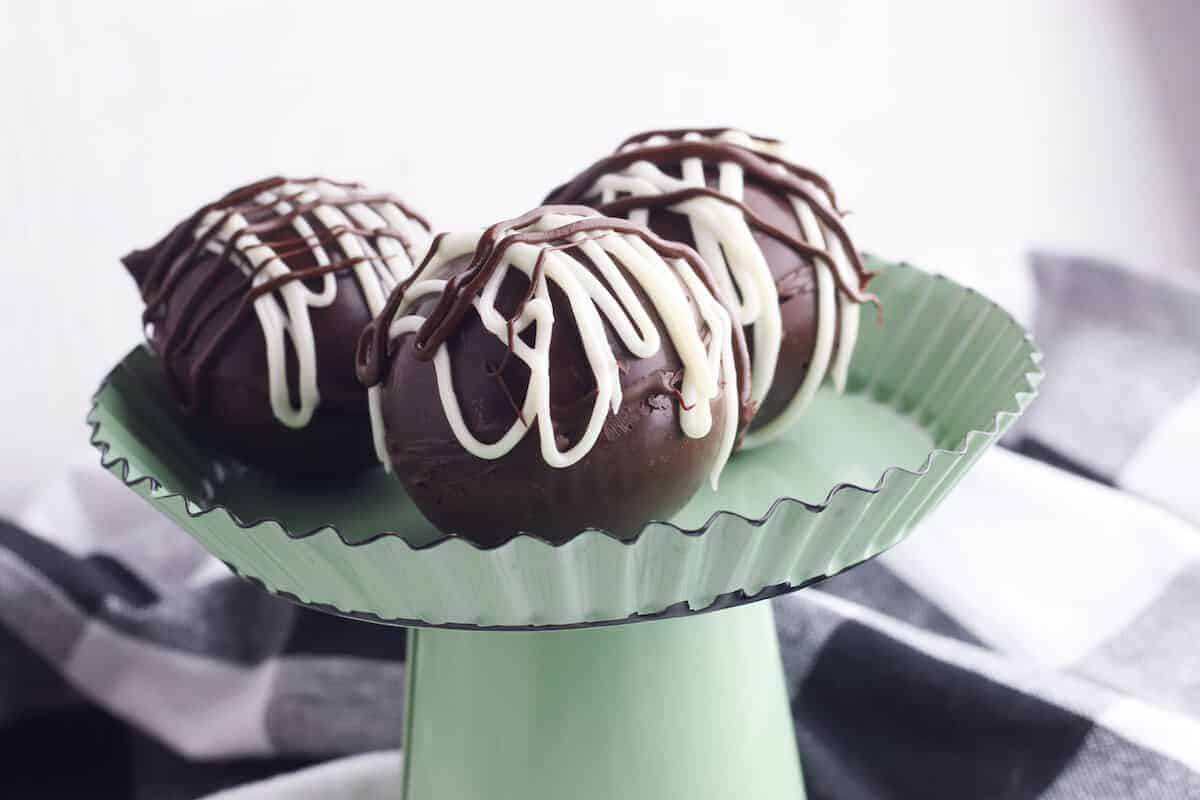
358,207,751,546
122,176,432,477
547,128,877,445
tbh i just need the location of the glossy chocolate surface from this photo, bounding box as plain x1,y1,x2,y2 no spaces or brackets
547,131,871,432
362,209,750,546
123,177,429,477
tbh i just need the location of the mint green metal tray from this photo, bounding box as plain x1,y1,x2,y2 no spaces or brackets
90,259,1041,800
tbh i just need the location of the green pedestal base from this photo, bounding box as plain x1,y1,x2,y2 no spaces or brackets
401,601,805,799
85,262,1041,797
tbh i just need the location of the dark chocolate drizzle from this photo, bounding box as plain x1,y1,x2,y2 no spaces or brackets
124,176,431,415
545,133,877,307
357,206,753,427
617,128,840,207
619,127,782,147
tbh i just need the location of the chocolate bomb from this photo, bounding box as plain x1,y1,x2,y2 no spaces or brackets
547,128,877,445
358,207,752,546
122,176,432,477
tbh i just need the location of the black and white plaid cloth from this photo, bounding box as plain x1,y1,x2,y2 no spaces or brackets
2,254,1198,799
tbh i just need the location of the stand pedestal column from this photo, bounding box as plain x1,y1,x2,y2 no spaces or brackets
401,601,805,799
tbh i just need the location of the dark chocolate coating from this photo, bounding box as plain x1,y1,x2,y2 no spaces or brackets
545,131,872,433
640,175,828,432
122,177,428,478
372,253,732,547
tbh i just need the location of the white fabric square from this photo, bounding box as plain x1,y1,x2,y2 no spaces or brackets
884,448,1200,668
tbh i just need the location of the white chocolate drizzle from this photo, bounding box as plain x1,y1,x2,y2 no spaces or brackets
188,179,431,429
560,129,867,448
364,209,740,488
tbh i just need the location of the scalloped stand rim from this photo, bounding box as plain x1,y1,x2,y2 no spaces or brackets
86,261,1041,631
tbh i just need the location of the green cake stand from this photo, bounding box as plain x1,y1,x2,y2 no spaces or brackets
89,260,1040,800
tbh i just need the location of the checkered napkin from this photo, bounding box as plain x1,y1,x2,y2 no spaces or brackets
1,254,1198,799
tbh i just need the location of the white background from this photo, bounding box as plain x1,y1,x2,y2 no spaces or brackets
2,0,1197,512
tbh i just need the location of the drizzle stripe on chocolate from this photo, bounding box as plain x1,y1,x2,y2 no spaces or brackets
125,178,431,429
546,129,875,447
359,207,749,488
